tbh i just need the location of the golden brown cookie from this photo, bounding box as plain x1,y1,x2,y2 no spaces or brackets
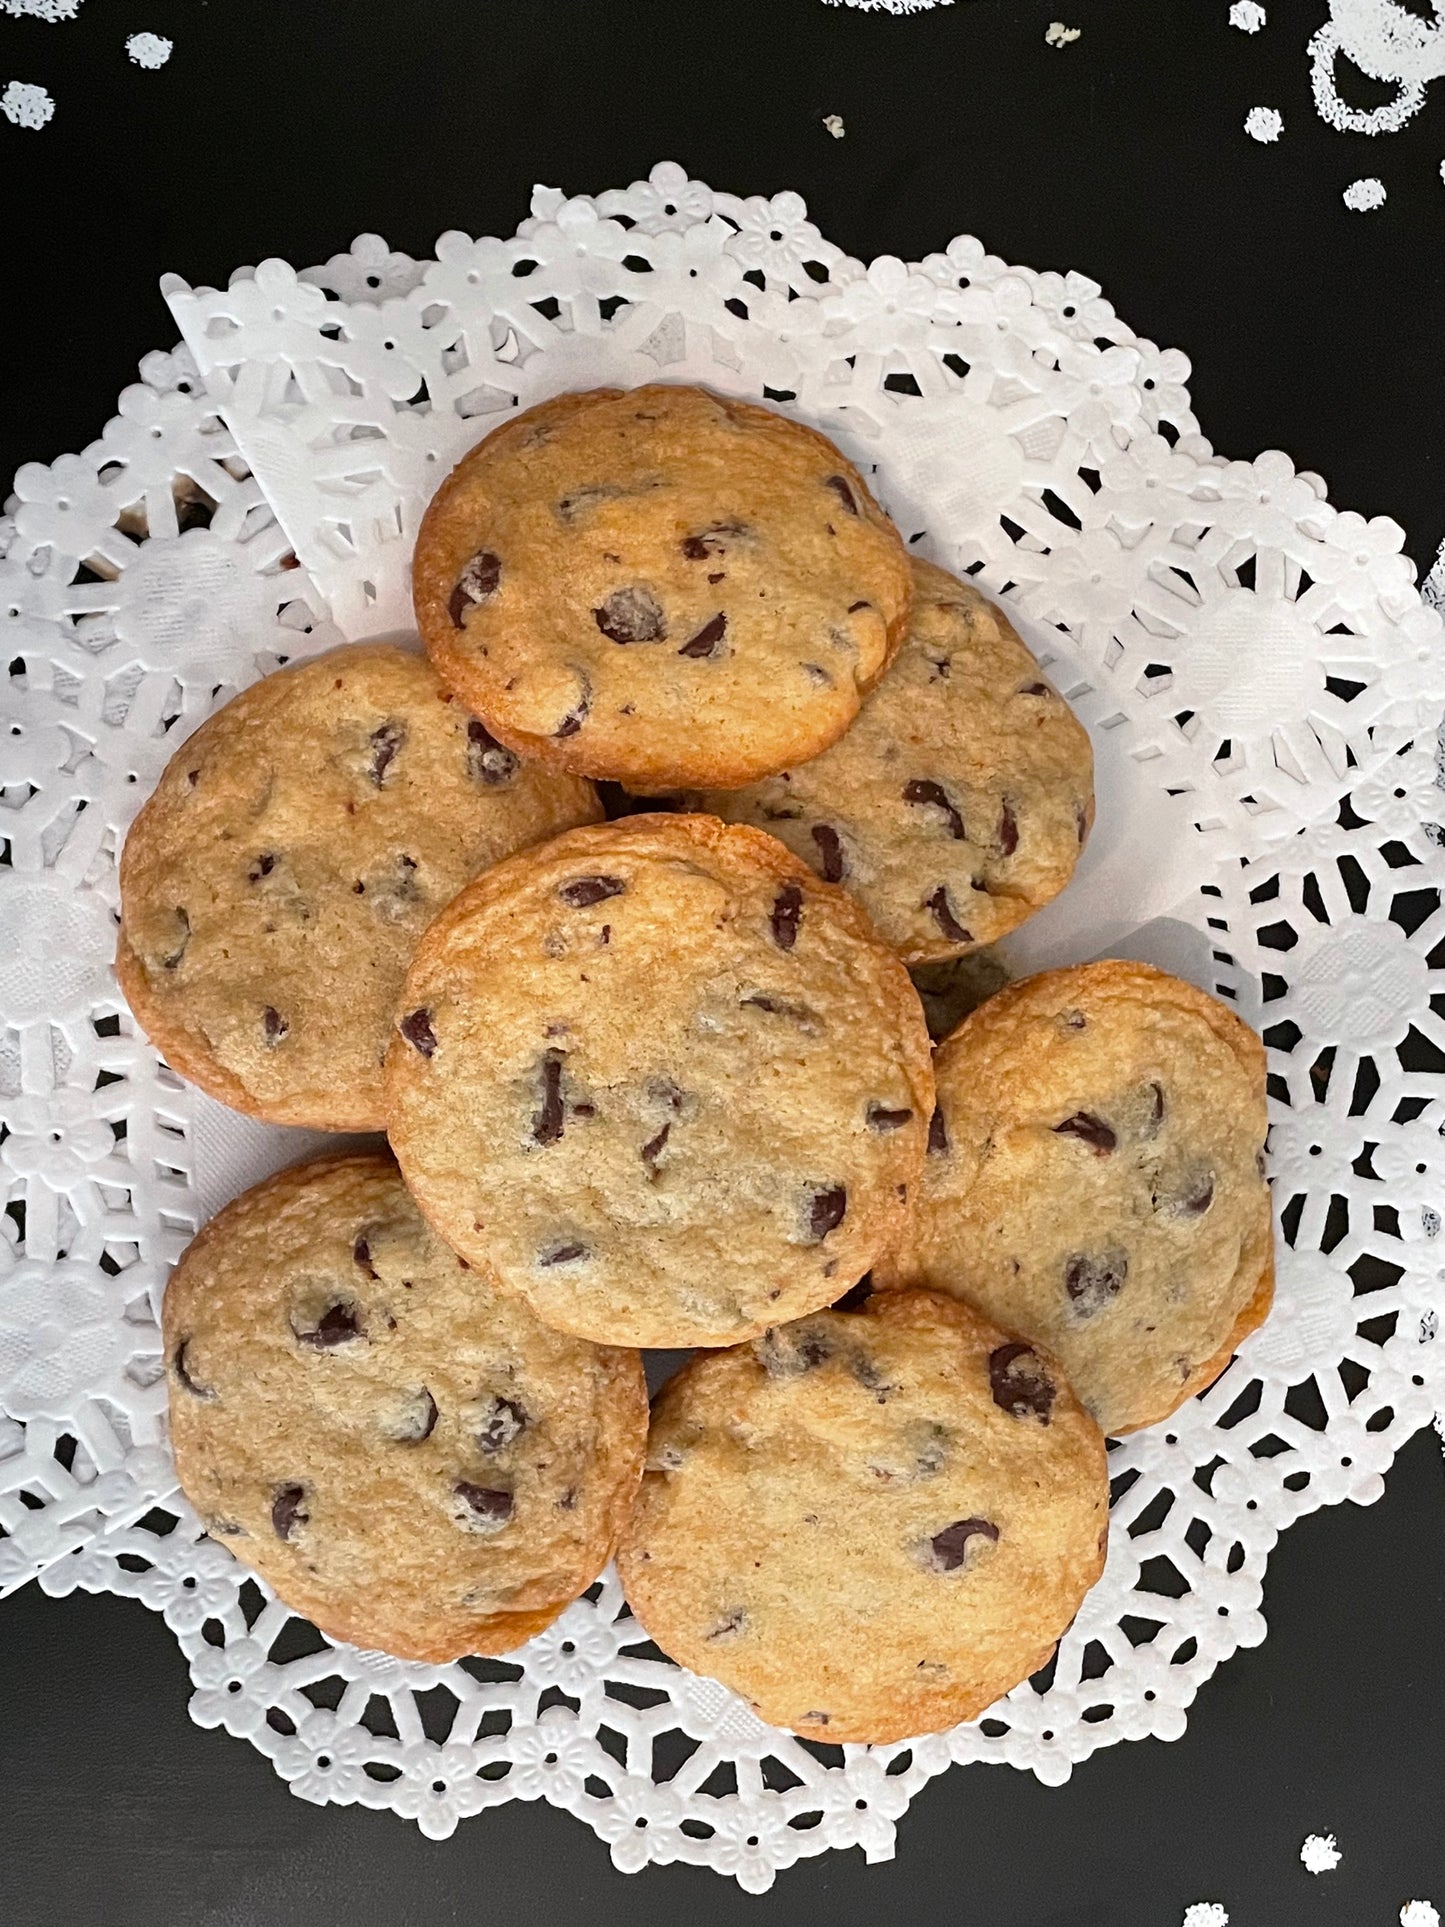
117,643,601,1130
163,1152,648,1661
616,1289,1108,1744
412,385,912,791
875,961,1273,1435
691,559,1094,961
384,814,933,1348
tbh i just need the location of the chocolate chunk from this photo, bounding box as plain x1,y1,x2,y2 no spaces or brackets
641,1123,670,1166
681,522,745,559
476,1396,528,1453
453,1482,513,1530
263,1006,289,1045
466,717,519,785
293,1301,365,1349
997,801,1019,858
811,824,845,882
539,1240,588,1266
248,852,276,882
848,599,872,613
368,721,405,786
1053,1112,1116,1155
558,1487,578,1510
172,1337,216,1401
533,1050,566,1144
706,1609,747,1641
447,550,502,627
558,875,625,908
739,991,819,1031
161,907,190,970
1158,1170,1215,1217
800,1711,831,1726
806,1184,847,1241
825,474,859,516
1076,805,1090,845
594,586,666,644
1019,681,1051,697
1059,1010,1087,1033
770,883,802,950
756,1327,832,1375
678,612,727,659
1064,1250,1128,1318
925,886,972,945
392,1388,439,1444
928,1104,949,1156
400,1007,437,1057
867,1103,914,1132
929,1517,999,1572
557,485,627,522
989,1342,1056,1423
352,1235,379,1279
554,687,591,738
902,779,966,841
271,1483,308,1541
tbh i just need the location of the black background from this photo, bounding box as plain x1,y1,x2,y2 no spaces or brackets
2,2,1444,1922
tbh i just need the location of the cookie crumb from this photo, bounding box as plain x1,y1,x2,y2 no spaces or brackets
126,30,172,67
1301,1834,1341,1875
1343,176,1386,213
1401,1907,1440,1927
1244,106,1283,143
1229,1,1264,29
822,113,845,139
1,79,55,128
1183,1908,1229,1927
1044,21,1081,45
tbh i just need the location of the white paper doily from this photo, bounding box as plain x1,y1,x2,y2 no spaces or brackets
3,167,1444,1890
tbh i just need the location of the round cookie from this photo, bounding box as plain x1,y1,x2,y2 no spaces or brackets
163,1152,648,1661
117,643,601,1131
412,384,913,792
874,961,1274,1436
384,813,934,1349
616,1289,1109,1744
691,559,1094,962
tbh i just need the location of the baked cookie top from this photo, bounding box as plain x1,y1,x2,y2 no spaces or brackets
412,385,912,791
384,813,934,1349
163,1153,648,1662
875,961,1274,1435
692,559,1094,961
117,643,601,1130
616,1289,1108,1745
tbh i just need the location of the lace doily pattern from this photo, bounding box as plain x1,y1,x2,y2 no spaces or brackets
2,170,1443,1887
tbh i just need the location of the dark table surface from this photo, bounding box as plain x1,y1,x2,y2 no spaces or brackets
2,2,1444,1922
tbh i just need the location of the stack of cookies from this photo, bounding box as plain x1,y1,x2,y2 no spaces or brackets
120,385,1273,1745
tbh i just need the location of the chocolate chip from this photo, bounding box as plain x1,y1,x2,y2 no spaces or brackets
293,1302,365,1349
172,1338,216,1401
1076,805,1090,845
368,721,405,786
649,1077,687,1112
806,1184,847,1241
847,599,871,613
558,1487,578,1510
641,1123,670,1166
1060,1010,1087,1032
271,1483,308,1540
467,717,519,785
833,1276,873,1311
186,769,200,787
557,485,627,522
554,687,591,737
539,1241,588,1266
997,801,1018,857
447,550,501,627
572,1100,596,1118
477,1396,527,1453
391,1388,438,1443
929,1517,999,1571
802,662,833,686
989,1342,1056,1423
1053,1112,1116,1155
706,1610,747,1641
902,779,966,841
925,886,972,945
739,992,819,1031
924,654,952,680
263,1006,289,1045
161,907,190,970
1019,681,1051,697
681,522,746,559
678,612,727,659
800,1711,831,1726
1064,1250,1128,1318
353,1235,378,1279
453,1482,513,1530
825,474,859,516
400,1007,437,1057
928,1104,949,1155
770,884,802,950
1158,1170,1215,1217
558,875,625,908
867,1103,914,1132
248,853,276,882
594,586,666,644
811,824,845,882
756,1327,832,1375
533,1050,566,1144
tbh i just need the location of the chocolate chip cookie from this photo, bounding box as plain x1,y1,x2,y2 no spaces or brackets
412,385,913,792
616,1288,1108,1744
690,560,1093,961
163,1152,648,1661
875,961,1273,1435
385,813,934,1349
117,644,601,1130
